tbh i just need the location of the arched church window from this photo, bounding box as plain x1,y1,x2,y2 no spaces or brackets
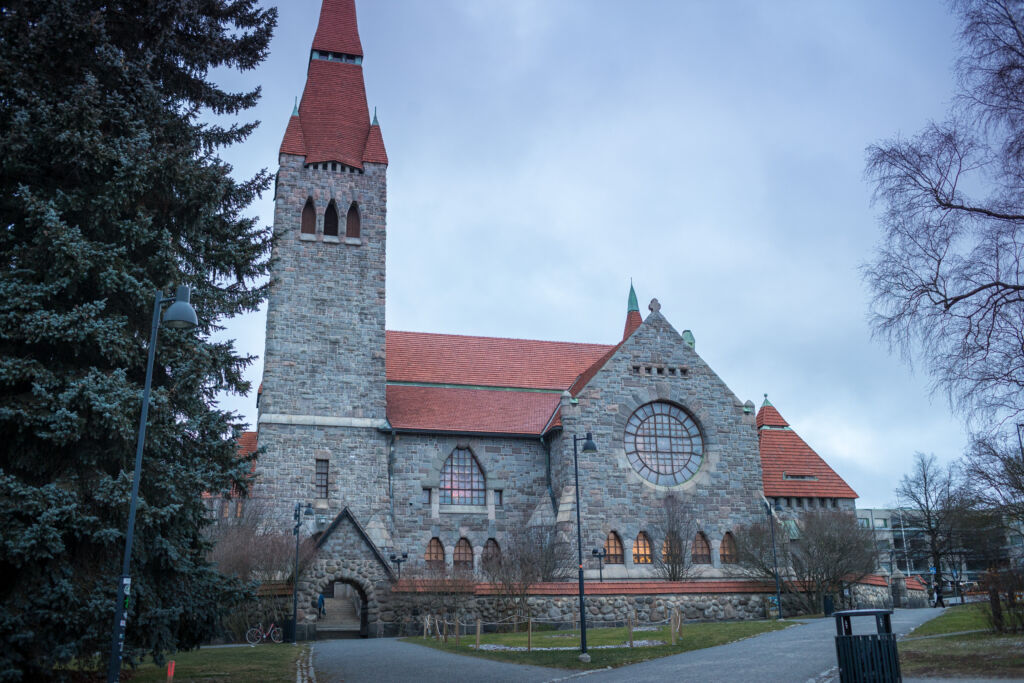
633,532,652,564
453,538,473,571
425,537,444,569
604,531,624,564
440,447,485,506
662,534,682,564
301,197,316,234
324,200,339,236
346,201,360,238
692,532,711,564
623,402,704,486
720,532,737,564
482,539,501,570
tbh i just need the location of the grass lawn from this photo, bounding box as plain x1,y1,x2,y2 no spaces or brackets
403,620,791,670
124,644,306,682
909,603,989,637
900,633,1024,678
900,604,1024,678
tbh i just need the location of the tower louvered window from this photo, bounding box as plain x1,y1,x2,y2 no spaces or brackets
633,532,652,564
604,531,624,564
425,537,444,569
440,448,485,505
346,201,360,238
720,532,737,564
301,197,316,234
692,532,711,564
454,538,473,571
324,200,339,236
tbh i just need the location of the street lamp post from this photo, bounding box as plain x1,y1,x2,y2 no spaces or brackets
764,500,783,620
572,431,598,662
389,552,409,579
591,548,606,583
293,501,313,644
106,286,198,683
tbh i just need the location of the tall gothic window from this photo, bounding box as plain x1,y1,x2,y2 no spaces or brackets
662,534,683,564
604,531,624,564
439,448,485,505
425,537,444,569
482,539,501,570
454,538,473,571
324,200,339,236
346,201,360,238
692,532,711,564
301,197,316,234
633,531,652,564
720,532,737,564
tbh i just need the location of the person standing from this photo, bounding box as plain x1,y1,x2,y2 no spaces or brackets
317,592,326,618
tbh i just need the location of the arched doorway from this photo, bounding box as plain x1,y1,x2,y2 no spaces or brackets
316,576,372,638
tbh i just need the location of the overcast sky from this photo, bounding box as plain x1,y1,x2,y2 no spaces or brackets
211,0,965,508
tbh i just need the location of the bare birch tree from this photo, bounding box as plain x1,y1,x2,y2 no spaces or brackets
865,0,1024,428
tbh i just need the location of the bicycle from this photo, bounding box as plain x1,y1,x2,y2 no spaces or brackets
245,622,283,644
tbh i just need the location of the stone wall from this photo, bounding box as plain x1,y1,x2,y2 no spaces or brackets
388,433,549,568
255,152,391,531
554,303,765,573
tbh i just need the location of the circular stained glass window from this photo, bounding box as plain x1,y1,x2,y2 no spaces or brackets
624,402,703,486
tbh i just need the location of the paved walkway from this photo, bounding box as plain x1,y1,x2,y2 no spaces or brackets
312,608,991,683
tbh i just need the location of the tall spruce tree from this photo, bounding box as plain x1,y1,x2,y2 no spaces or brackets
0,1,276,678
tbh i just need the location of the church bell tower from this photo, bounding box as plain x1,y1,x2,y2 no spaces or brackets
256,0,391,542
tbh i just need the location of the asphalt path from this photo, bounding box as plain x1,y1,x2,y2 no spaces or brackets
313,608,949,683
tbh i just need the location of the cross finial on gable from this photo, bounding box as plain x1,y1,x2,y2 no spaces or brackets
648,298,661,313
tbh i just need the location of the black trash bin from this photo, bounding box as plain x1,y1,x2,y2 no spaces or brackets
833,609,901,683
824,595,835,616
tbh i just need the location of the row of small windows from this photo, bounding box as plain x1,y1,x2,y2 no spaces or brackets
631,365,689,377
425,537,501,570
602,530,737,565
771,496,839,510
300,198,360,238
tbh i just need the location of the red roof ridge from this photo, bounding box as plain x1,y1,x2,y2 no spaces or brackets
387,329,612,350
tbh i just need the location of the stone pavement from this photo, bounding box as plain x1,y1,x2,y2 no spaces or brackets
312,608,1004,682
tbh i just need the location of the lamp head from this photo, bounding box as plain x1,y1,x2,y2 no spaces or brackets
581,432,597,454
163,285,198,329
390,554,397,561
592,548,598,556
303,502,314,517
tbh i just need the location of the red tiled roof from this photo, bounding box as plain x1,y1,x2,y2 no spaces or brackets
568,343,621,397
297,60,373,167
756,404,788,429
280,115,305,156
311,0,363,57
387,385,560,435
906,576,927,591
386,330,612,390
623,310,642,341
757,404,857,499
363,124,388,165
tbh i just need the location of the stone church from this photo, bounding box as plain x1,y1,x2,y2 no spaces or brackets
242,0,859,629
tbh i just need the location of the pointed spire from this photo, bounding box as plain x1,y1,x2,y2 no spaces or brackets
312,0,363,57
372,106,378,126
762,393,772,407
292,96,299,116
622,282,643,341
